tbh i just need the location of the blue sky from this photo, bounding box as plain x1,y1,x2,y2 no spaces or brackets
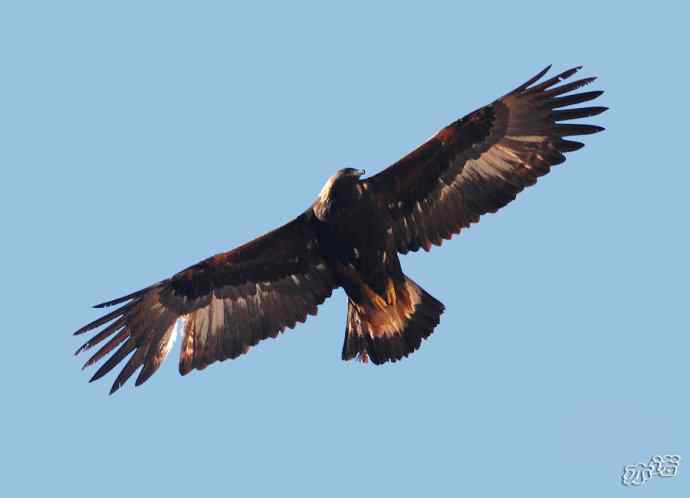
2,1,688,496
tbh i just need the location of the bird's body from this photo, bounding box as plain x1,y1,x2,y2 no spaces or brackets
314,169,443,363
315,170,398,305
74,65,607,393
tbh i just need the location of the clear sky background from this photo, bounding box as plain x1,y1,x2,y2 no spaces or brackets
2,1,688,496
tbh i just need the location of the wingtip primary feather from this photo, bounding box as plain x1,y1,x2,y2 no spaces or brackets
74,302,133,335
92,284,160,308
551,106,609,121
523,66,585,94
554,123,605,136
508,64,552,95
93,290,142,309
134,370,154,387
88,371,103,383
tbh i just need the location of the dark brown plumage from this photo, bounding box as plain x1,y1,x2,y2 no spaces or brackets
75,65,606,393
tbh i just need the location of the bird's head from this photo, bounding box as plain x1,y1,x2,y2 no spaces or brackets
335,167,366,179
319,168,365,199
314,168,366,220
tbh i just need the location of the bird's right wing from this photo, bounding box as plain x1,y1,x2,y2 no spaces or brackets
74,209,336,394
365,66,607,254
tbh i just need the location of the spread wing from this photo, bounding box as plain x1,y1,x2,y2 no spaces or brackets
74,209,336,394
364,66,607,254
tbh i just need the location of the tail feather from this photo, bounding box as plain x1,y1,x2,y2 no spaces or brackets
342,277,444,364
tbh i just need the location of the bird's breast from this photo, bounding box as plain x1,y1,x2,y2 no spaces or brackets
315,196,399,299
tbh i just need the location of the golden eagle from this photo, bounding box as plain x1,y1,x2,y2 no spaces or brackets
75,66,606,393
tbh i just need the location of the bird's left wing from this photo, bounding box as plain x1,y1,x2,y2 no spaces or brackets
74,209,336,394
364,66,607,254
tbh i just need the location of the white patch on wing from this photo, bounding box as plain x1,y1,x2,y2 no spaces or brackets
506,135,545,142
161,321,179,358
254,283,264,307
494,143,520,160
196,306,210,347
210,295,224,333
170,317,186,350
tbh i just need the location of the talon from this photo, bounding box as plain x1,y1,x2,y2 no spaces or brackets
371,293,388,310
361,282,388,310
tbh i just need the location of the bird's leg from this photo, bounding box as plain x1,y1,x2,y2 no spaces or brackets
385,278,397,306
361,283,388,310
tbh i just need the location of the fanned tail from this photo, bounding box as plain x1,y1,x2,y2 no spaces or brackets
342,276,444,364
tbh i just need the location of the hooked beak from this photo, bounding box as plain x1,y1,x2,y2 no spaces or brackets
354,169,365,177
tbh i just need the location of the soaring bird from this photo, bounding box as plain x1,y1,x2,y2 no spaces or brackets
74,65,606,394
